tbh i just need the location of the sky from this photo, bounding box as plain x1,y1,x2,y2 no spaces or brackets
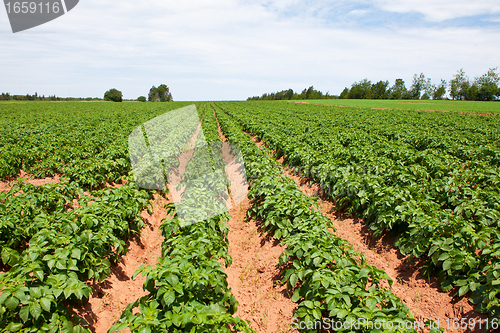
0,0,499,101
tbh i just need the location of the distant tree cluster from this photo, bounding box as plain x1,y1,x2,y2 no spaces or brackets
449,68,500,101
340,68,500,101
0,92,101,101
104,88,123,102
248,86,335,101
148,84,173,102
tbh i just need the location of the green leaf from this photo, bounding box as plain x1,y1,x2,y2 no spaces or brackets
289,273,298,287
438,253,449,261
336,309,348,319
458,285,469,297
291,289,301,302
33,269,44,281
166,274,179,287
19,306,30,323
5,296,19,310
0,291,11,305
40,298,51,312
275,229,282,239
303,300,314,309
359,267,370,278
442,260,452,271
163,290,175,306
5,322,23,332
109,322,129,333
312,307,322,320
71,248,82,260
428,245,439,256
29,302,42,320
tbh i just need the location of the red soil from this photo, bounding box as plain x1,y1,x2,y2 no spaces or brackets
250,135,487,333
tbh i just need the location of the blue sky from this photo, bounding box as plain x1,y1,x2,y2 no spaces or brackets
0,0,499,100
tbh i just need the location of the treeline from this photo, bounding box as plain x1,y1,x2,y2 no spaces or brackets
340,68,500,101
0,92,101,101
248,86,335,101
148,84,172,102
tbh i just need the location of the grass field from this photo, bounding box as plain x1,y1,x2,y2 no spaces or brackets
296,99,500,114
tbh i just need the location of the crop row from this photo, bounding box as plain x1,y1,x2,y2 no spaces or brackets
211,102,430,332
0,180,151,332
110,104,254,332
0,102,192,189
218,100,500,323
0,102,196,331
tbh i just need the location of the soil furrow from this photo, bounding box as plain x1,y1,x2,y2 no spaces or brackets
249,134,486,333
75,192,167,332
212,104,298,333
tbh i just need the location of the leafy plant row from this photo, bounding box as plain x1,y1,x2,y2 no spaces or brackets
218,100,500,323
110,103,254,332
0,102,192,189
0,180,152,332
212,102,427,332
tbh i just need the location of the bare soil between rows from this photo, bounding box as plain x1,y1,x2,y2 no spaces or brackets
0,171,167,333
212,105,298,332
249,135,487,333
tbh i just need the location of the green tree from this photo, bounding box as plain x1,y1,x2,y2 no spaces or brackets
474,67,500,101
432,79,447,100
449,69,470,100
389,79,408,100
137,96,147,102
148,84,173,102
104,88,123,102
409,73,426,99
348,79,372,99
339,87,349,99
371,80,389,99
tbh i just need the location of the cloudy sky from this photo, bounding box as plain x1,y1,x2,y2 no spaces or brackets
1,0,499,100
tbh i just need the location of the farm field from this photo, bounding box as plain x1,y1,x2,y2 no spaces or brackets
0,100,500,332
299,99,500,114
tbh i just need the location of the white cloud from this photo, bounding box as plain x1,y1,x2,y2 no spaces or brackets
0,0,499,100
373,0,500,21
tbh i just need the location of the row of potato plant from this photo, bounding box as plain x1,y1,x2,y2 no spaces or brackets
110,104,254,332
212,102,433,333
0,180,151,332
218,100,500,325
0,102,196,331
0,102,192,189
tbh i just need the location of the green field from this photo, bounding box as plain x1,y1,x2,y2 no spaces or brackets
1,100,500,332
299,99,500,114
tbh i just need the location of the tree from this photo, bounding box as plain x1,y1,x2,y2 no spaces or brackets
104,88,123,102
474,67,500,101
449,69,470,100
137,96,147,102
432,79,447,100
247,87,334,101
371,80,389,99
348,79,372,99
148,84,173,102
339,87,349,99
409,73,427,99
389,79,408,100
